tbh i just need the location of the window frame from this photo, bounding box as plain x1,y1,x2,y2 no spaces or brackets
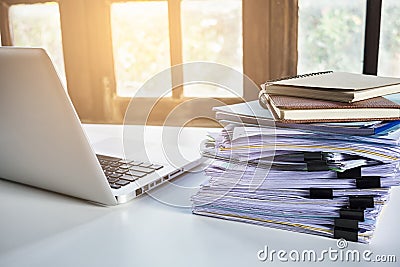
0,0,298,125
363,0,382,75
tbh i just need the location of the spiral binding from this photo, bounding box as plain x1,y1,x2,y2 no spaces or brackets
263,71,333,86
259,71,334,109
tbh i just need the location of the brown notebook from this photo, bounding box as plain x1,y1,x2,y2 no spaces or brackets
259,94,400,123
263,72,400,103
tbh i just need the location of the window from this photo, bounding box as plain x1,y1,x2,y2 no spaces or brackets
1,0,297,124
181,0,242,97
110,2,171,97
299,0,400,79
110,0,243,99
378,0,400,77
3,1,399,125
7,2,66,86
298,0,366,74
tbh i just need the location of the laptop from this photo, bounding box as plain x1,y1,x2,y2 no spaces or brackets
0,47,203,205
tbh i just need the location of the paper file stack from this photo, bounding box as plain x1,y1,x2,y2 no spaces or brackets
191,101,400,243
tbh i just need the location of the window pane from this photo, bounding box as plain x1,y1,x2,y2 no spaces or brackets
378,0,400,77
298,0,366,74
111,2,171,97
9,2,66,86
181,0,242,97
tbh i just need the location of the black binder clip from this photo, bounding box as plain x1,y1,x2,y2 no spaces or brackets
304,152,323,161
334,218,359,230
309,188,333,199
333,227,358,242
334,207,365,241
349,196,374,209
339,208,365,222
306,160,329,171
337,167,362,178
356,176,381,189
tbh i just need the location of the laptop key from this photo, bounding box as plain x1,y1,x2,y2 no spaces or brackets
119,164,130,169
129,166,155,174
97,155,120,162
126,170,147,178
115,169,128,174
119,175,137,182
109,173,122,179
149,164,163,170
129,161,143,166
110,184,121,189
115,180,130,186
139,162,152,168
107,177,119,183
110,162,123,167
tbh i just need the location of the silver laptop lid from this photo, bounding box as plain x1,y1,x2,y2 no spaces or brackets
0,47,117,205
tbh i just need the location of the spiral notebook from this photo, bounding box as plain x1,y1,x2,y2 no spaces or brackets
261,71,400,103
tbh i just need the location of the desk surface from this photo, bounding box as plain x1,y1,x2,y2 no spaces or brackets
1,124,399,267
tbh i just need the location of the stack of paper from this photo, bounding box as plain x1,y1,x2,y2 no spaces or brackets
214,100,400,136
191,101,400,243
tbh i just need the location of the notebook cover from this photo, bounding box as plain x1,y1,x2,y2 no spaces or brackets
260,94,400,123
269,72,400,91
268,95,400,110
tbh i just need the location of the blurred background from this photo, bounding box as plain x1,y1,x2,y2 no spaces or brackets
1,0,399,125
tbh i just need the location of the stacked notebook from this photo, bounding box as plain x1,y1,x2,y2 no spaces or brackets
259,71,400,123
191,72,400,243
262,71,400,103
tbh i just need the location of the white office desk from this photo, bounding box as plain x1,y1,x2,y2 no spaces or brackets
0,124,399,267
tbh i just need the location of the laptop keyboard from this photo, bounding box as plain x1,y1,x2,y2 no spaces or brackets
96,154,163,189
